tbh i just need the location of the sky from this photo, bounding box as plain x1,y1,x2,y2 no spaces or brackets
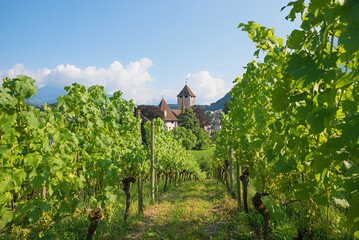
0,0,301,105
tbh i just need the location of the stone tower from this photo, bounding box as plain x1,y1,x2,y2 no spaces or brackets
177,84,196,110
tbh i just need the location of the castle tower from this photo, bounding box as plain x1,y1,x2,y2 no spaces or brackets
177,84,196,110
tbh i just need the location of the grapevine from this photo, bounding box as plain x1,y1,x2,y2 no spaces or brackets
0,77,204,237
214,0,359,237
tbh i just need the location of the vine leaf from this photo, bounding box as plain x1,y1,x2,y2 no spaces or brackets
272,80,290,112
306,107,330,134
287,30,306,49
286,53,325,88
281,0,306,22
346,195,359,236
342,100,358,113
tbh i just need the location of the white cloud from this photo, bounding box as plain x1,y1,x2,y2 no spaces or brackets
0,63,51,88
159,89,177,101
186,71,229,105
0,58,156,104
1,62,229,105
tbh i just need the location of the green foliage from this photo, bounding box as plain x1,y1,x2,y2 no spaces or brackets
175,108,211,151
223,99,230,114
210,131,219,143
0,76,206,237
188,147,214,178
0,75,206,237
0,78,144,235
144,118,205,179
172,126,197,150
194,127,211,150
178,108,200,130
214,0,359,238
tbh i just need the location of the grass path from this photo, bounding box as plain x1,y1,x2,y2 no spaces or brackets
124,179,244,240
22,178,259,239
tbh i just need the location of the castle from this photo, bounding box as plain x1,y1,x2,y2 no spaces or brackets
158,84,196,130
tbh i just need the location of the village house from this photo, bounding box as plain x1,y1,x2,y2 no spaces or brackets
159,84,196,130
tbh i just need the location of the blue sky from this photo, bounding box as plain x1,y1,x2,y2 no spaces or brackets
0,0,300,105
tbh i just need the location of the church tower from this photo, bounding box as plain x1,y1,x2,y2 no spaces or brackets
177,84,196,110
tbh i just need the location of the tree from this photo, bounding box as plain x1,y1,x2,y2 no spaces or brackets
223,99,230,114
178,108,200,130
178,108,211,150
194,127,211,150
210,131,219,143
191,106,211,128
135,105,164,144
136,105,164,120
172,126,197,150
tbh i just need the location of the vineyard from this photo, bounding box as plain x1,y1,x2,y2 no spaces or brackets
0,76,204,239
213,0,359,239
1,0,359,239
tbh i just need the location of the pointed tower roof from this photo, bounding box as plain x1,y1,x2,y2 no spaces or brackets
159,99,178,121
177,85,196,97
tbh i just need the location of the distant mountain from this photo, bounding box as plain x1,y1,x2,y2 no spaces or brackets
28,87,231,111
27,86,66,106
165,92,231,112
204,92,231,111
26,86,116,106
167,104,178,109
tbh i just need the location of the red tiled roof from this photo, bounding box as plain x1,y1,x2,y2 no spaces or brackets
172,109,182,118
159,99,178,121
177,85,196,97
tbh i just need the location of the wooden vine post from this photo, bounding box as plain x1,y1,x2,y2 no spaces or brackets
240,167,249,213
137,109,143,213
150,120,155,202
164,173,168,192
156,171,160,193
174,172,177,186
224,161,230,191
229,147,234,196
236,158,242,211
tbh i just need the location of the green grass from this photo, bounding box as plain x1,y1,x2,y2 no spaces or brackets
2,178,171,240
2,174,352,240
124,179,250,240
11,178,255,240
188,146,214,160
188,146,214,178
